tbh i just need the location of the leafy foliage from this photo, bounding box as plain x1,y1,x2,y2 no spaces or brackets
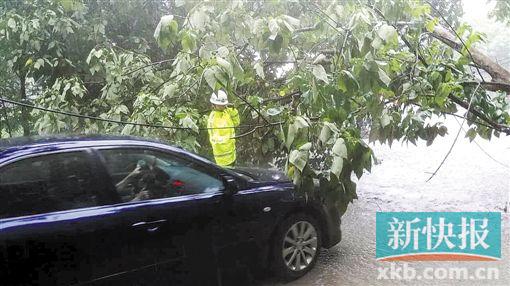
490,0,510,25
1,0,509,215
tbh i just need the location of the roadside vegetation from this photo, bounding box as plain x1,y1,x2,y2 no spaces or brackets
1,0,509,214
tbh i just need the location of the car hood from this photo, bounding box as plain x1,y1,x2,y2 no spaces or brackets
231,166,290,183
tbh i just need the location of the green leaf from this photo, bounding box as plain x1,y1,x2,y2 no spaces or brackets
362,149,372,173
340,70,359,91
34,58,44,70
203,68,217,90
286,122,297,149
268,18,279,40
86,49,95,65
7,18,16,29
217,46,229,58
292,166,301,186
378,68,391,86
330,156,344,178
371,36,383,49
377,24,397,43
294,116,309,128
337,77,347,92
465,127,477,142
59,0,84,12
282,15,300,31
181,116,199,133
289,150,308,172
269,34,283,54
410,3,431,17
216,56,233,77
211,66,228,88
332,138,347,158
344,180,357,200
312,64,329,84
190,7,208,31
61,82,71,98
324,122,340,133
254,62,265,79
154,15,178,49
121,124,133,135
353,157,364,179
312,54,327,65
380,112,391,127
319,124,332,144
426,18,439,33
438,125,447,137
299,142,312,151
118,105,129,115
181,31,196,52
163,83,177,98
24,58,33,67
266,107,283,116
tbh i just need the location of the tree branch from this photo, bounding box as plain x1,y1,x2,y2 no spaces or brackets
294,23,320,33
262,91,302,104
230,90,271,125
461,80,510,93
371,8,429,67
448,94,510,134
430,25,510,83
232,120,285,139
370,6,510,136
426,1,488,82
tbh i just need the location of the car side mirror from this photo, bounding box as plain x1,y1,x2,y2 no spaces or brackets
221,174,239,196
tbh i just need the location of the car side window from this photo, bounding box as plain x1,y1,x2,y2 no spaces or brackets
99,149,224,203
0,152,99,219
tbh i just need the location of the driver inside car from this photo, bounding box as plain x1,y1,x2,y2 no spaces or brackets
115,157,171,202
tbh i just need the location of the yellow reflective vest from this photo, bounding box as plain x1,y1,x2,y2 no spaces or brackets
207,107,240,166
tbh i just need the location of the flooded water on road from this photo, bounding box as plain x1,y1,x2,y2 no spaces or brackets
264,119,510,286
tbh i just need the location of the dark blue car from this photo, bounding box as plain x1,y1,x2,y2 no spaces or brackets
0,135,341,285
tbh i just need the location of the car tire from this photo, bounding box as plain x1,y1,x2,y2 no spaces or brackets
271,213,322,282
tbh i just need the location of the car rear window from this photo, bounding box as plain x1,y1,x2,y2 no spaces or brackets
0,152,99,219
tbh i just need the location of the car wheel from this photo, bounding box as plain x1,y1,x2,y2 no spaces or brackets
272,213,322,281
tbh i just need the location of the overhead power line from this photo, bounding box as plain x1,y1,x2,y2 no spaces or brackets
0,97,281,131
451,116,510,170
426,82,482,182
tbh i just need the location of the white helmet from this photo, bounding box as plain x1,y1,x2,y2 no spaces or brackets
210,90,229,105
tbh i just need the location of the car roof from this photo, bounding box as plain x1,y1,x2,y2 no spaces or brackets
0,134,164,149
0,134,184,164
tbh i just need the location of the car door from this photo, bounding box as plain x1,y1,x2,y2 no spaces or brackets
206,183,281,264
94,147,226,285
0,149,116,285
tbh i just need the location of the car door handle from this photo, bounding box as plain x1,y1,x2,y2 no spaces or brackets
131,219,167,227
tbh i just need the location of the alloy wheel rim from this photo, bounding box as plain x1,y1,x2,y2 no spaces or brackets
282,221,318,272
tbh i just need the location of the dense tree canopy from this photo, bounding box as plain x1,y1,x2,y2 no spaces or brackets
1,0,509,214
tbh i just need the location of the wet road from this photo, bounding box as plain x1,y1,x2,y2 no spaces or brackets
261,119,510,286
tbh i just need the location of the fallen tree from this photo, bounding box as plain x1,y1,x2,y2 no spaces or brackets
1,0,510,214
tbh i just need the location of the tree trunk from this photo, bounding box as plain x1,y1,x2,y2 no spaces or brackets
431,25,510,93
19,74,30,136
